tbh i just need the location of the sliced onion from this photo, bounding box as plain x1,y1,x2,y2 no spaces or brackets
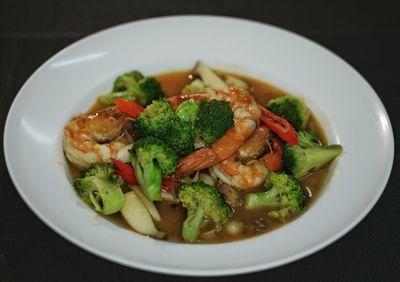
191,170,200,182
161,192,179,203
120,191,164,238
116,144,132,163
128,185,161,222
199,173,216,186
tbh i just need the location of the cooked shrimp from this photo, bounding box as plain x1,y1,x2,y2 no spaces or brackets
210,158,268,190
63,107,133,170
174,87,261,177
211,128,284,190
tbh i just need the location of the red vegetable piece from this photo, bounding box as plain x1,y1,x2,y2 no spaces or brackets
259,105,298,145
114,98,144,118
111,158,138,185
161,178,181,193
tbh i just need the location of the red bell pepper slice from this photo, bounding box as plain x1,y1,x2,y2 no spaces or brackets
259,105,298,145
161,178,181,193
111,158,138,185
114,98,144,118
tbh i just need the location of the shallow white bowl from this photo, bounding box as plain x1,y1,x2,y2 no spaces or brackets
4,16,394,276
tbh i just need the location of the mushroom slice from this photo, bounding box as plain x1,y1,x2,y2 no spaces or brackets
193,60,229,90
236,126,272,163
86,107,127,143
216,181,243,208
224,75,249,90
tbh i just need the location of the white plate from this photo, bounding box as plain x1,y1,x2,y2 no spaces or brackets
4,16,394,276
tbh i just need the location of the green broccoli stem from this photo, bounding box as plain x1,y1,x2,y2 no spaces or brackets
294,144,343,179
182,206,205,242
245,187,281,209
132,159,162,201
84,178,125,215
89,191,102,211
99,181,126,214
175,99,198,123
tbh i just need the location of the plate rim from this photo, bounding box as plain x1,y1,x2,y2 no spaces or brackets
3,15,395,276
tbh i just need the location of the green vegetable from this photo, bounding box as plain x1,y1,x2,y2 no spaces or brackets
130,136,178,201
245,172,305,220
134,100,194,155
99,71,164,106
113,70,144,91
181,79,206,94
266,96,310,130
74,163,125,215
175,99,199,123
178,182,231,242
283,130,343,179
297,130,319,147
194,100,234,145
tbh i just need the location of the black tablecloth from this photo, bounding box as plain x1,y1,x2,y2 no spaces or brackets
1,1,399,281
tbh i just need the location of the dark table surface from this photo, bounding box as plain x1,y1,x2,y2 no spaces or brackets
1,0,399,281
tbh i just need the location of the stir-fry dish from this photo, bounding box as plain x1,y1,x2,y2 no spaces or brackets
64,61,343,243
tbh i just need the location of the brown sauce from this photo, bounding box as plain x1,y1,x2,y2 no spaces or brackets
68,69,330,243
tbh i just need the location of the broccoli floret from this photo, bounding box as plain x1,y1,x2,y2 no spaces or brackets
194,100,234,145
133,77,165,106
297,130,319,147
74,163,125,215
130,136,178,201
283,130,343,179
175,99,199,123
99,71,164,106
181,79,206,94
245,172,305,219
134,100,194,155
178,182,231,242
99,70,144,105
113,70,145,91
266,96,310,130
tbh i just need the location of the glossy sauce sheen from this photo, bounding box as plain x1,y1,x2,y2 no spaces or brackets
70,70,330,243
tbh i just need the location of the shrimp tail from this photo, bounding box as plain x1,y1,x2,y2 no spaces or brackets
262,138,283,171
174,148,218,177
